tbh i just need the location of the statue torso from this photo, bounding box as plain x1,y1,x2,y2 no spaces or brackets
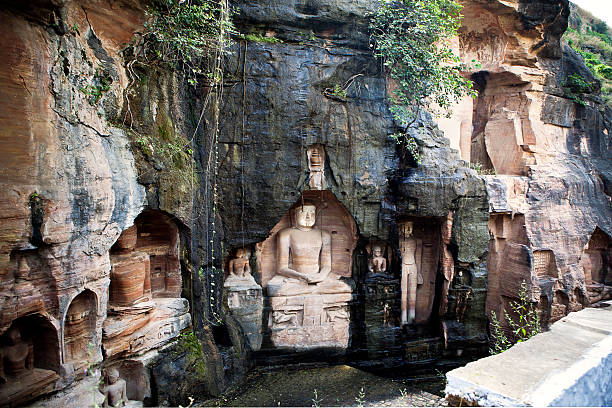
288,228,323,275
4,343,29,376
401,237,417,265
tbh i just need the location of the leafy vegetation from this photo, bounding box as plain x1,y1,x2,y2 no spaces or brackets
469,162,496,175
390,132,422,164
489,281,541,355
564,4,612,105
562,72,592,106
79,68,112,106
240,33,283,43
175,329,207,376
325,83,348,100
126,0,236,85
369,0,475,164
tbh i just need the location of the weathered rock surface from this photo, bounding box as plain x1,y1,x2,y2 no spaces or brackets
1,0,610,405
201,0,491,367
434,0,612,332
0,1,206,405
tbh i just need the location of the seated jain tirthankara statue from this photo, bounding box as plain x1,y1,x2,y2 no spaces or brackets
267,203,351,296
264,199,354,349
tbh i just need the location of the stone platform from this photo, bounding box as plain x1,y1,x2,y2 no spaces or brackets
445,301,612,406
0,368,58,407
103,298,191,358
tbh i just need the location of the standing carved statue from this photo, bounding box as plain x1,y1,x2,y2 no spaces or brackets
266,202,350,296
439,212,455,315
399,222,422,325
100,368,128,408
307,144,327,190
0,327,34,383
368,245,387,275
224,248,256,287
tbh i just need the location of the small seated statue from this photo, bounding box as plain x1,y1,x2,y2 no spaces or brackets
368,245,387,275
100,368,127,408
0,327,34,383
267,202,352,296
224,248,257,287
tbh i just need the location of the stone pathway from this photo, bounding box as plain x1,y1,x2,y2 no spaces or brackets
201,365,448,407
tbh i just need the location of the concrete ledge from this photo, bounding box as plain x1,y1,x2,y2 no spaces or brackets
445,302,612,406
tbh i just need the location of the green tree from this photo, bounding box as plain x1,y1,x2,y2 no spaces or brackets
369,0,475,128
592,20,608,35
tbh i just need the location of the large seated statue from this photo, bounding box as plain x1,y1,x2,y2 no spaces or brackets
267,202,352,297
0,327,33,382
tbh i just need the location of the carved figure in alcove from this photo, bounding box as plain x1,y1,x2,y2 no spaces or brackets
64,291,97,367
399,222,423,326
368,245,387,275
439,212,455,315
224,248,257,287
267,202,351,296
307,144,327,190
100,367,128,408
110,225,151,307
0,327,33,383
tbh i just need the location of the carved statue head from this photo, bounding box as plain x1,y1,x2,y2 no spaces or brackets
5,327,22,345
294,203,317,229
105,368,119,385
401,221,414,236
372,245,383,257
307,144,325,170
235,248,247,258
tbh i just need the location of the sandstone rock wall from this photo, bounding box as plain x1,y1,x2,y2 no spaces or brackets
209,0,491,366
2,0,610,405
434,0,612,331
0,1,199,405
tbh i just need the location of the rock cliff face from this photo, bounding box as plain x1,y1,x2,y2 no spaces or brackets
0,1,195,406
0,0,610,406
435,0,612,332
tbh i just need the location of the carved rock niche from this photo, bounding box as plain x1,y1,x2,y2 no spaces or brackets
257,190,358,349
109,225,151,307
103,210,190,360
134,210,181,298
581,227,612,305
0,315,60,406
398,218,441,325
64,290,97,367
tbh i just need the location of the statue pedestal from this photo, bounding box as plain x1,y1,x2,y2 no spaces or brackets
0,368,59,406
225,283,263,351
364,275,400,359
269,292,353,349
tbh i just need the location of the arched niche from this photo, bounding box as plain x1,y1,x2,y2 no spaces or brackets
398,217,441,325
134,210,181,298
63,290,97,364
256,190,358,350
580,227,612,305
258,190,358,289
582,227,611,285
0,315,60,405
